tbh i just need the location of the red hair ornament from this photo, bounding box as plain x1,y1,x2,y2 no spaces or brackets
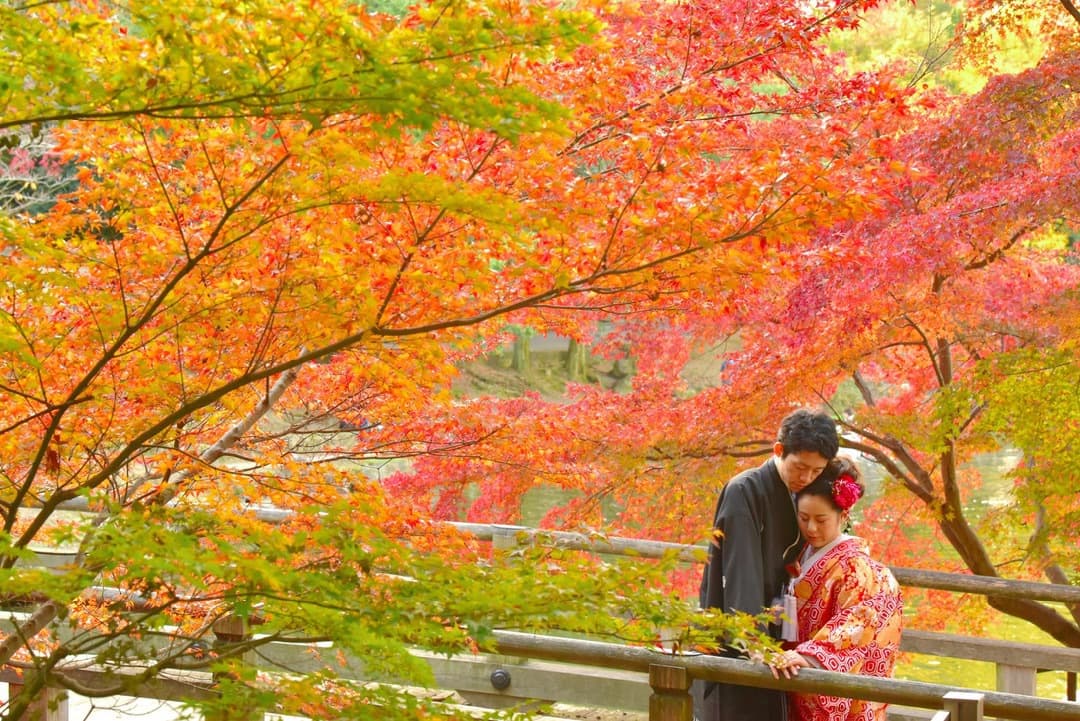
832,473,862,511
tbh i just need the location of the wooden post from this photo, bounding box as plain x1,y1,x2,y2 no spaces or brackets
1068,671,1077,701
7,684,68,721
211,613,258,678
212,614,250,649
995,663,1036,696
208,614,261,721
648,664,692,721
941,691,983,721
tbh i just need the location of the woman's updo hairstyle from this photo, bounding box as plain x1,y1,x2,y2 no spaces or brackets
797,454,865,513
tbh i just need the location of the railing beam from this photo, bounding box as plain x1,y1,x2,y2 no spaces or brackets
451,523,1080,605
900,630,1080,673
491,631,1080,721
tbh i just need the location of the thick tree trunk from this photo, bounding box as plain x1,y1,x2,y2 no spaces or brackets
512,333,532,374
565,339,588,381
933,371,1080,647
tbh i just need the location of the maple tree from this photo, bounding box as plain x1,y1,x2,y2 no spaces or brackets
0,0,923,719
707,0,1080,647
388,0,1080,649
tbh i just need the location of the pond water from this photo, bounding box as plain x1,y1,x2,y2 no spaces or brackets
902,610,1071,698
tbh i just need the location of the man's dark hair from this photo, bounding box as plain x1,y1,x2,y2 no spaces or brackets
796,455,864,510
776,409,839,459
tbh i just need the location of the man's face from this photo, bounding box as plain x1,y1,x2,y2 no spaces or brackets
774,443,829,493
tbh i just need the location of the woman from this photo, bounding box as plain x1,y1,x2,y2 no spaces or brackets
768,456,903,721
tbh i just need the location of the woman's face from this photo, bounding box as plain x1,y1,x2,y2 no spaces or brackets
797,493,845,550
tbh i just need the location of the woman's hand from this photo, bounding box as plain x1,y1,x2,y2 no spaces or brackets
768,649,809,679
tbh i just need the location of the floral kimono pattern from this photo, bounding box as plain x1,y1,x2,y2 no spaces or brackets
789,536,903,721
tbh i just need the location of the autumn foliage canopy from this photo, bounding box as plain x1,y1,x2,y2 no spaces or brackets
2,0,1080,717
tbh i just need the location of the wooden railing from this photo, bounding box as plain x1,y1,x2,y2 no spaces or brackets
2,628,1077,721
455,523,1080,700
9,521,1080,721
490,630,1077,721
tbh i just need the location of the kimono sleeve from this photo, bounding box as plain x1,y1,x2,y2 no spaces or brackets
715,484,766,616
796,558,900,674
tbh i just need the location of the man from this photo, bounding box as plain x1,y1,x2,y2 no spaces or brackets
693,409,839,721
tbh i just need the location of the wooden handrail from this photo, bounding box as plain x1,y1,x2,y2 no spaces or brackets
22,522,1080,674
2,631,1075,721
491,631,1079,721
901,630,1080,672
450,523,1080,605
27,516,1080,604
12,519,1080,717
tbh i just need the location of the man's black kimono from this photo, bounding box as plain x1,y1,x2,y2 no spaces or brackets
693,458,803,721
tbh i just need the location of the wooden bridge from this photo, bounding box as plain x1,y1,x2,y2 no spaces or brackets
5,522,1080,721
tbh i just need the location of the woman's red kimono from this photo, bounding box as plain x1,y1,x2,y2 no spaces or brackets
787,535,903,721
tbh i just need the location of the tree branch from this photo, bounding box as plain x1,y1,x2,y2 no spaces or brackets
142,360,304,507
8,152,293,543
1059,0,1080,27
963,224,1036,272
0,599,63,666
852,370,876,407
902,311,945,387
836,432,934,503
1031,503,1080,626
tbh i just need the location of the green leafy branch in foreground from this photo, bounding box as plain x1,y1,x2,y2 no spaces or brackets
3,500,776,720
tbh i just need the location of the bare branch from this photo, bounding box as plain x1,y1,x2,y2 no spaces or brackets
837,422,935,500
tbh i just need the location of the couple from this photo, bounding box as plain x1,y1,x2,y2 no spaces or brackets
694,410,903,721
